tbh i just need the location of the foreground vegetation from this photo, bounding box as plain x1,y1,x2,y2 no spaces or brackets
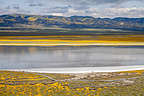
0,70,144,96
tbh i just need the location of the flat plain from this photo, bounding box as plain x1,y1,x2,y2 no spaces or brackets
0,27,144,46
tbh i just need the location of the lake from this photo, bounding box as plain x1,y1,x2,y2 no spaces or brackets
0,46,144,69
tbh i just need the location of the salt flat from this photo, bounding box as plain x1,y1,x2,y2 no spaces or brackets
7,65,144,73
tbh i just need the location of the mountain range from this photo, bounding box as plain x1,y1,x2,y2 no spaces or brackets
0,14,144,31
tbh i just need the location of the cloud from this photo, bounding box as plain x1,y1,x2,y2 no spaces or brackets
64,8,85,16
13,4,20,9
0,0,144,17
86,7,144,18
43,6,70,13
29,3,43,7
60,0,144,7
51,13,64,16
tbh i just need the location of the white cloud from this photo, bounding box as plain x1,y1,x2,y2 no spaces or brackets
51,13,64,16
1,0,144,17
68,9,79,13
85,7,144,18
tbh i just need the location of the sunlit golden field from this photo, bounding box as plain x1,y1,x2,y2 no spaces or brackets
1,70,144,96
0,35,144,46
0,27,144,46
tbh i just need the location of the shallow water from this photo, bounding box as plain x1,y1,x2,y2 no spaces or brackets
0,46,144,69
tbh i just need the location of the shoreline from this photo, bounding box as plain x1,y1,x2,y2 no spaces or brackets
3,65,144,73
0,43,144,46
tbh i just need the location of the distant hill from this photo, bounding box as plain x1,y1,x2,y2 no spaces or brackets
0,14,144,31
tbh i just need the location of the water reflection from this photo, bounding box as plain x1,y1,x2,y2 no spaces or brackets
0,46,144,69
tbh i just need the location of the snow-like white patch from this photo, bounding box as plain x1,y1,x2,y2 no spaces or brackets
4,65,144,73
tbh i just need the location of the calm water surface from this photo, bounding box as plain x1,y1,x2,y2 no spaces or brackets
0,46,144,69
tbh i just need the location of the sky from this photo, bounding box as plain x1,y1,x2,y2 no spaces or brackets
0,0,144,18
